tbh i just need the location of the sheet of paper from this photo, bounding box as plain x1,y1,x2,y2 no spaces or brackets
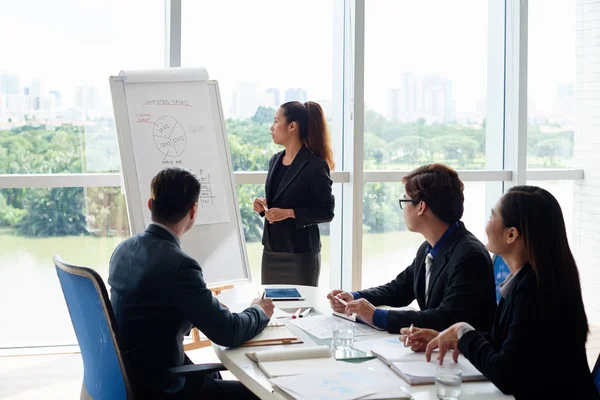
289,314,379,339
270,364,402,400
124,80,230,226
259,357,340,378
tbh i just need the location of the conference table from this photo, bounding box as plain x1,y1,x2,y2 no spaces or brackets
214,284,513,400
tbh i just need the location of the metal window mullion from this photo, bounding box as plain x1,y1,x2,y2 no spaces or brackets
165,0,182,68
504,0,528,189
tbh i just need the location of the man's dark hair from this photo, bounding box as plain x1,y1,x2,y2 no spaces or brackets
150,167,200,224
402,163,464,224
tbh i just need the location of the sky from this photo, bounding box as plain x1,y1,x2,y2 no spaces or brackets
0,0,577,117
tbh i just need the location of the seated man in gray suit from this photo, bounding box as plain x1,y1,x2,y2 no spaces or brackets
327,164,496,337
109,167,273,399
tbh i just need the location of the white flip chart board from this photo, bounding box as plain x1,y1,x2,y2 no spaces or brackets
109,68,251,287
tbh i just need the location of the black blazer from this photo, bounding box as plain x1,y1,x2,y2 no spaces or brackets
357,222,497,333
108,224,270,398
459,264,598,399
261,146,334,253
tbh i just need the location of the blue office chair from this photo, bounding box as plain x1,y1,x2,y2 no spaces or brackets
54,255,225,399
492,254,511,304
593,352,600,393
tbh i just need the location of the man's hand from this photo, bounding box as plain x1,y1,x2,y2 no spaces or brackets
425,322,467,364
253,198,267,213
251,297,275,318
326,289,354,313
265,208,294,223
345,298,377,326
399,327,439,352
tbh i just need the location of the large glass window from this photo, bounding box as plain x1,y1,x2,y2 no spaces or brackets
527,0,576,169
182,0,335,171
0,0,165,174
364,0,489,171
0,187,129,347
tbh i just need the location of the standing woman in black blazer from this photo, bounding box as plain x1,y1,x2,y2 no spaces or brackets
253,101,335,287
411,186,598,398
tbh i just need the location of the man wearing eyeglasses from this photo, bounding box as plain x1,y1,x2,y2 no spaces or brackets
327,163,496,338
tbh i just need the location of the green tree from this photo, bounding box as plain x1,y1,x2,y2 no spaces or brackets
252,106,276,125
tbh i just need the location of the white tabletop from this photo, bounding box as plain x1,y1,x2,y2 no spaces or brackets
214,284,513,400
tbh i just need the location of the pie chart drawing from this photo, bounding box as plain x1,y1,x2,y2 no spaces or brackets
153,116,187,158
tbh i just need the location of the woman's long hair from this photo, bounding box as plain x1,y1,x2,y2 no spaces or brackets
500,185,588,338
280,101,334,170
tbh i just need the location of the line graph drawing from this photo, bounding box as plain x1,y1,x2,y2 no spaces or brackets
152,116,188,159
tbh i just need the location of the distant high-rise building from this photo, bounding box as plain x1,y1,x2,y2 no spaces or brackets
230,82,259,119
422,74,454,123
387,72,454,123
49,90,62,109
387,72,422,122
285,88,307,103
30,78,42,97
266,88,280,107
75,86,100,113
0,72,19,95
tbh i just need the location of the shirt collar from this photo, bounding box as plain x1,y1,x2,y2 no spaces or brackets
427,221,460,258
150,222,181,247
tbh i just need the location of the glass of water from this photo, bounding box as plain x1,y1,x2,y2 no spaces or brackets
331,327,354,358
435,363,462,400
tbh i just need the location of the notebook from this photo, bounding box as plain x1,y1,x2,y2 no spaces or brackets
264,288,305,301
240,323,303,347
353,336,453,366
390,359,486,385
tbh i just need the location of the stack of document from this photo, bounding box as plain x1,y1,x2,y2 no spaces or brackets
353,336,440,365
246,346,338,378
391,359,485,385
352,336,485,385
270,362,410,400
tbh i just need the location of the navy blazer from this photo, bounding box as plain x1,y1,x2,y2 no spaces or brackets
357,222,497,333
261,146,334,253
108,224,269,397
459,264,598,399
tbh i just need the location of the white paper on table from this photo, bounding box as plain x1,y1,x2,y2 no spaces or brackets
270,363,403,400
289,315,380,339
124,79,230,226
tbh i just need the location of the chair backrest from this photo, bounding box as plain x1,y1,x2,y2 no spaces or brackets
54,255,134,400
492,254,511,304
593,352,600,393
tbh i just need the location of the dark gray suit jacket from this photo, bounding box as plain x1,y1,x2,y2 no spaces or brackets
108,224,269,397
357,222,497,333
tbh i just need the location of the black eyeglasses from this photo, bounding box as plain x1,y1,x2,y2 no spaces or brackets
398,198,417,210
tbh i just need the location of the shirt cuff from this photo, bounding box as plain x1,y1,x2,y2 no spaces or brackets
372,309,389,329
251,304,267,318
457,323,475,340
351,292,362,299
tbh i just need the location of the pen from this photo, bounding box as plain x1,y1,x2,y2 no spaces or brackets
261,290,265,299
299,307,312,318
291,308,302,319
335,296,348,306
405,323,414,346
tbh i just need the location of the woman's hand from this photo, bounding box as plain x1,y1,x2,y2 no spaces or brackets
265,208,294,223
425,322,468,364
399,327,439,352
253,198,267,213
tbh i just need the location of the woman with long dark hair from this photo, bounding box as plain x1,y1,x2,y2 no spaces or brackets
253,101,334,286
403,186,598,398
